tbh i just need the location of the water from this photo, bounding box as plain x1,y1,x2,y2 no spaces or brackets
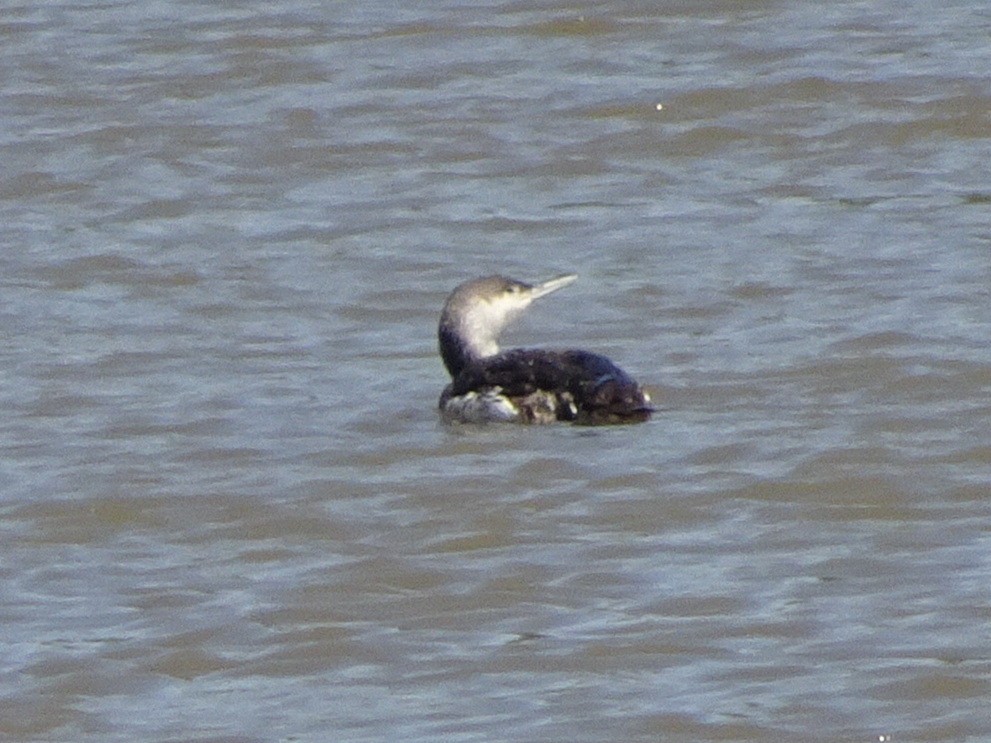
2,1,990,741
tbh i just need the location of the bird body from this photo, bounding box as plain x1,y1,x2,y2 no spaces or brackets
438,274,652,425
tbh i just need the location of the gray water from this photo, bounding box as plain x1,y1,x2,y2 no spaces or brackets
3,1,991,741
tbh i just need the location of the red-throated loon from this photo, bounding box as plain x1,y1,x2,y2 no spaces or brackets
438,274,653,425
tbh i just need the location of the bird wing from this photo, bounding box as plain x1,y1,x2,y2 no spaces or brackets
449,349,652,424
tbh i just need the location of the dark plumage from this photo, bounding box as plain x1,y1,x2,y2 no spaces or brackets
442,349,651,424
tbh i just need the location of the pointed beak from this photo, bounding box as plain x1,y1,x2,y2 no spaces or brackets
528,273,577,300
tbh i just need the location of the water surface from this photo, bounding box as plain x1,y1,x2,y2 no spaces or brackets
2,1,991,741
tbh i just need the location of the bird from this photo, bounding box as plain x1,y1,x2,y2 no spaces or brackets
437,273,652,425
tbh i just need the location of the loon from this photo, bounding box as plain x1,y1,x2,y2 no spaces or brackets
438,274,653,425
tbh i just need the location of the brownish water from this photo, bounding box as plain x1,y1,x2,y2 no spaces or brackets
2,1,990,741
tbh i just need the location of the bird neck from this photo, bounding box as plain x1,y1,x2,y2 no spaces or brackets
439,320,500,378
